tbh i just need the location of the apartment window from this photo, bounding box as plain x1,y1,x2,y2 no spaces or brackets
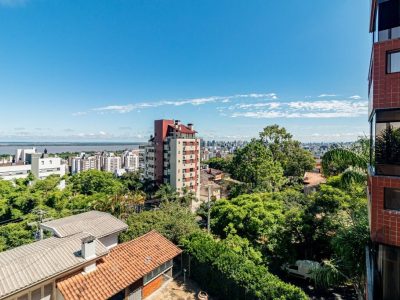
384,188,400,211
387,50,400,73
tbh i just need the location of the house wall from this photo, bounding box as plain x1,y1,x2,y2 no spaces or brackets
368,175,400,246
142,275,163,299
372,39,400,110
99,233,119,249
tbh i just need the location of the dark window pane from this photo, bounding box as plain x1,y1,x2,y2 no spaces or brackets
379,0,400,31
384,188,400,211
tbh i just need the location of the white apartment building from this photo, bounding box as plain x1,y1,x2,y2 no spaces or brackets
103,154,121,173
71,153,101,174
144,120,201,204
0,150,66,181
0,164,31,180
31,153,66,179
121,150,139,171
15,147,36,164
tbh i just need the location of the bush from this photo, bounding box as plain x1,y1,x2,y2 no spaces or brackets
182,232,308,300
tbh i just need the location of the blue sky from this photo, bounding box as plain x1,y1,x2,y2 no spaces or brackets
0,0,370,142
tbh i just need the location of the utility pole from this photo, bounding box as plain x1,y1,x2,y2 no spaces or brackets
207,185,211,234
29,209,49,240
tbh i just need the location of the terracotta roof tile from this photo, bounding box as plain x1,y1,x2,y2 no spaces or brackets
57,230,182,300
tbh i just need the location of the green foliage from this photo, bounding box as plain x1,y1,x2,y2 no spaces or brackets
204,156,232,172
231,139,286,192
121,202,199,244
69,170,123,195
211,193,285,252
182,231,308,300
322,137,369,178
259,124,315,177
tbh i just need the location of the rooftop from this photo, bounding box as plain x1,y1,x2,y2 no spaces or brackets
303,171,326,187
0,233,108,299
41,211,128,238
57,230,182,300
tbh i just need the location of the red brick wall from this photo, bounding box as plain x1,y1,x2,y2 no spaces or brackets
154,120,174,183
142,275,164,298
372,39,400,110
369,175,400,246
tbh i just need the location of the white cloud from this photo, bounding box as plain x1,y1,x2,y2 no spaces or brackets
90,92,278,114
318,94,337,98
349,95,362,100
228,99,368,119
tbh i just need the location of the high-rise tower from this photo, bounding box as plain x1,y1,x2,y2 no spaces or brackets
367,1,400,299
144,120,201,205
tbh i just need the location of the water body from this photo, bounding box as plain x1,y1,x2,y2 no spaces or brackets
0,142,144,155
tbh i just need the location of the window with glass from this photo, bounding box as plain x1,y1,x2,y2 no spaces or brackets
387,50,400,73
378,244,400,300
384,188,400,210
375,109,400,176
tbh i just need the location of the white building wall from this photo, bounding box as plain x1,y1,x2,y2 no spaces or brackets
0,165,31,180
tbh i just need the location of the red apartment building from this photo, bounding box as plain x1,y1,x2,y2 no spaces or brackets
144,120,201,206
367,0,400,299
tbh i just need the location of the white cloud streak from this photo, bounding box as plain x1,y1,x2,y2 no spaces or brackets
228,99,368,119
91,93,278,114
318,94,337,98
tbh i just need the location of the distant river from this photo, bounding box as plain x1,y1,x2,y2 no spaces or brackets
0,142,144,155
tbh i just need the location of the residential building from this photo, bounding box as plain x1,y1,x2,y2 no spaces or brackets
0,149,66,181
31,153,66,179
0,211,181,300
144,120,201,202
366,1,400,299
15,148,36,164
121,150,140,172
40,211,128,249
70,153,101,174
0,164,31,180
138,145,146,169
57,230,181,300
103,153,122,173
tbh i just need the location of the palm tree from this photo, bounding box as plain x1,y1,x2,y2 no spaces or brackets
154,184,179,203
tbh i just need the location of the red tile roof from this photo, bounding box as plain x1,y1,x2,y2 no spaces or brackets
57,230,182,300
167,124,197,134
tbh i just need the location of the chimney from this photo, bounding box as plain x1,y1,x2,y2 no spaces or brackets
188,123,194,130
81,235,97,274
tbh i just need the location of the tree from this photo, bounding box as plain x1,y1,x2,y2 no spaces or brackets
230,139,286,192
154,184,179,202
121,202,199,244
69,170,123,195
120,171,143,192
259,125,315,177
204,156,232,172
211,193,286,253
182,231,308,300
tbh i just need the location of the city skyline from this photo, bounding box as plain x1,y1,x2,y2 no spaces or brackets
0,0,370,142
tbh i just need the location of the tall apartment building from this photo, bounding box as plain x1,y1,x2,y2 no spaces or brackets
103,153,122,173
367,1,400,299
144,120,201,201
71,153,101,174
121,150,140,171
